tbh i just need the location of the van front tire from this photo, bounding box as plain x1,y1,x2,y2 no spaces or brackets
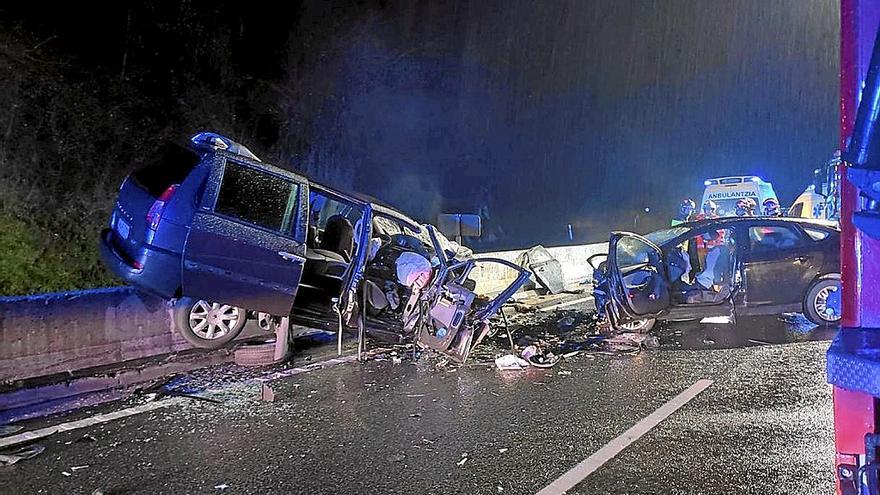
612,318,656,334
172,297,247,349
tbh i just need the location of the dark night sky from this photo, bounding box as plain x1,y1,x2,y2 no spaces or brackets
1,0,839,250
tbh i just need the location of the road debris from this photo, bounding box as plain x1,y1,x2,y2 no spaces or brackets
606,333,660,352
495,354,530,371
214,483,230,490
0,444,45,466
0,425,23,437
526,352,560,368
261,383,276,403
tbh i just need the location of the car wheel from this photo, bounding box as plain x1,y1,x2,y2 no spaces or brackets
172,297,247,349
804,277,842,326
613,318,656,334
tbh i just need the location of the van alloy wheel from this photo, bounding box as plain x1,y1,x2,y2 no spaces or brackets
615,318,656,333
189,301,242,340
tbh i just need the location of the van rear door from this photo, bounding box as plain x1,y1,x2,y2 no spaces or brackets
182,155,309,316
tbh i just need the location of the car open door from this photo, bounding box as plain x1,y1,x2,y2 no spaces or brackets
606,232,671,324
414,227,531,362
182,154,309,316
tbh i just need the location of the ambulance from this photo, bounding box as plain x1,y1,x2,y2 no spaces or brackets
700,176,778,217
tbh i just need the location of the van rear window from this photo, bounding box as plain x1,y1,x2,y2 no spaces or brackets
131,142,200,196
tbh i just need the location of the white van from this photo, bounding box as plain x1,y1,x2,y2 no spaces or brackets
789,185,827,219
788,155,840,221
701,176,778,217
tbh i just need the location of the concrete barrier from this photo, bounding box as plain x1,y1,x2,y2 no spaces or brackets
0,287,188,383
472,243,607,295
0,242,606,384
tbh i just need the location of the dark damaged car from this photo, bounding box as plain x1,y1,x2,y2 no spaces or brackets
100,132,530,362
591,216,841,332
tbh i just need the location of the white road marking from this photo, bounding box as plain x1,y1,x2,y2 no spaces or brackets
535,379,714,495
0,400,176,449
700,316,732,324
538,296,593,312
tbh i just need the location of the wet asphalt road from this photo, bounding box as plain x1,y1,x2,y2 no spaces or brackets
0,304,835,494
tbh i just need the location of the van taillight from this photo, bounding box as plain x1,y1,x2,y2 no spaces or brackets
146,184,179,230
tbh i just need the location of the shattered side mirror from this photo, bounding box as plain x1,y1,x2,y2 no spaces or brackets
437,214,482,240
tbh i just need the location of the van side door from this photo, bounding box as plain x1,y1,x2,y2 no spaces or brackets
182,154,309,316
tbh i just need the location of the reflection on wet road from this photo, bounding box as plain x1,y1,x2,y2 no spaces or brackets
0,303,836,494
659,313,838,350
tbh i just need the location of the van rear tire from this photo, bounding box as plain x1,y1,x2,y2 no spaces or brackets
172,297,247,349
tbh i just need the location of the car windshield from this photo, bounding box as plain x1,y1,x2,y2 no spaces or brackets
616,235,656,269
644,226,690,246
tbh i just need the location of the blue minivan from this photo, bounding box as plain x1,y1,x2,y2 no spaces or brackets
101,132,529,362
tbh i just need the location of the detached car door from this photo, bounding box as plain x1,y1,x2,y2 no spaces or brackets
607,232,671,323
182,154,309,316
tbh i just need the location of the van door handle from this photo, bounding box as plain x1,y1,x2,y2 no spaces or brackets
793,256,810,264
278,251,303,263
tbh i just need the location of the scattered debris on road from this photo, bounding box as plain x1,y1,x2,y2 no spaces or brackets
0,444,45,466
0,425,23,437
261,383,276,402
494,354,530,370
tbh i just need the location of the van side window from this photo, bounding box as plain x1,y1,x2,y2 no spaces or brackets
215,162,299,233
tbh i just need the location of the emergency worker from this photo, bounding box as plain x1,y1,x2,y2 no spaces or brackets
762,197,781,217
695,200,718,221
746,198,758,216
672,199,696,226
734,198,753,216
694,200,720,270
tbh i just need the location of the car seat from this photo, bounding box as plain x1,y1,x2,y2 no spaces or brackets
320,215,354,262
301,215,353,297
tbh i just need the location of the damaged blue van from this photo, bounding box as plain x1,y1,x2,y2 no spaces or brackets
100,132,529,362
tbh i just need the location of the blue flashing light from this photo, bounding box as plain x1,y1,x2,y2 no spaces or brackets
749,176,762,183
190,132,232,151
704,180,712,186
